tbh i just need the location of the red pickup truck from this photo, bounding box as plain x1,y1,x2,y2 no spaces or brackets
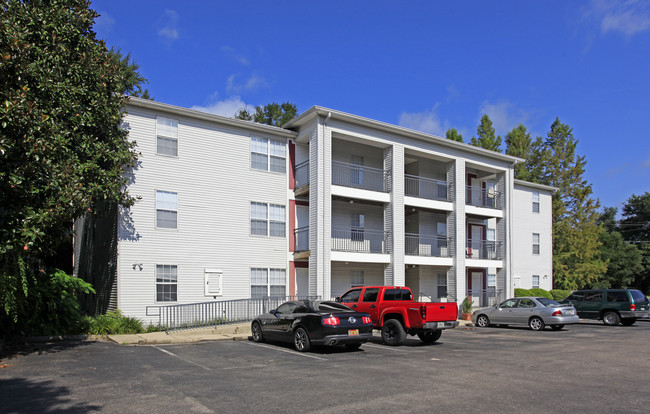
336,286,459,346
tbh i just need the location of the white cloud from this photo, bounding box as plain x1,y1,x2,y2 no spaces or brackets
226,73,269,94
157,10,179,41
478,101,530,137
94,11,115,33
220,46,250,65
587,0,650,37
398,105,448,137
191,95,254,118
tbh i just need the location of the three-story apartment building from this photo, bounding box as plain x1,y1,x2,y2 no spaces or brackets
74,98,555,323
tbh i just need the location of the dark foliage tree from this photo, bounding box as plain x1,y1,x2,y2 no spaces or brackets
445,128,463,142
619,192,650,293
235,102,297,127
470,114,502,151
505,124,532,180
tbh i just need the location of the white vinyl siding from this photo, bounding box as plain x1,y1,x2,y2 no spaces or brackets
251,137,286,173
156,264,177,302
156,117,178,156
156,190,177,229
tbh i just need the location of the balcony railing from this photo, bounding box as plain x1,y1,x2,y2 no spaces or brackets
294,160,309,188
466,288,503,308
332,161,390,192
466,240,503,260
405,234,452,257
466,185,502,209
405,174,451,201
294,226,309,252
331,227,390,253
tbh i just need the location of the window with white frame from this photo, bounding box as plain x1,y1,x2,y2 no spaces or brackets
532,192,540,213
251,137,286,173
250,268,286,298
437,273,447,299
532,275,540,289
156,264,177,302
156,117,178,156
250,202,285,237
532,233,540,255
487,273,496,289
156,190,178,229
351,270,364,288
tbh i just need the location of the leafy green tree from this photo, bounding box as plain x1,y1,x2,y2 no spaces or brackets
0,0,145,328
445,128,463,142
470,114,502,152
619,192,650,293
526,118,606,289
235,102,297,127
505,124,532,180
108,48,152,99
594,207,643,289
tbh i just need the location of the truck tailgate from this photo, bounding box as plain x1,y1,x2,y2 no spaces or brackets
424,302,458,322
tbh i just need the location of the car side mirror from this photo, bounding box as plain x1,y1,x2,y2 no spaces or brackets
270,309,277,315
335,296,341,303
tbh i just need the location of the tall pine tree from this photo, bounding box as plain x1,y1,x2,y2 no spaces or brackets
470,114,502,151
505,124,532,181
445,128,463,142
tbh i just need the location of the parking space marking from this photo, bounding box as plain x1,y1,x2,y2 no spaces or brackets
244,341,327,361
362,343,412,352
153,346,212,371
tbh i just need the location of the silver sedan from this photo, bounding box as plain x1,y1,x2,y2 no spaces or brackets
471,297,579,331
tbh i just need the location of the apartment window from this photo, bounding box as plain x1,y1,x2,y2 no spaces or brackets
533,233,540,255
437,273,447,299
156,265,177,302
156,190,178,229
250,268,286,298
251,137,286,173
487,273,496,289
351,213,365,241
250,202,285,237
532,275,540,289
156,117,178,156
532,192,540,213
351,270,364,288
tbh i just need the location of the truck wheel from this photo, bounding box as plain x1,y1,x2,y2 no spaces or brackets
417,330,442,344
381,319,406,346
603,311,620,326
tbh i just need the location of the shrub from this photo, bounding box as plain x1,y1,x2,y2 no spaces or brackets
514,288,532,297
84,310,144,335
461,296,472,313
550,289,571,301
529,288,553,299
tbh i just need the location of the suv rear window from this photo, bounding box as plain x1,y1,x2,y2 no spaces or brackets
630,290,649,304
606,291,628,303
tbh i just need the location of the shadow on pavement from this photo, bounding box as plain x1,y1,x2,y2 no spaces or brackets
1,338,95,360
0,377,102,413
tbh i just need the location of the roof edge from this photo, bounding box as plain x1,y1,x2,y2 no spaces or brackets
125,97,297,138
514,179,559,192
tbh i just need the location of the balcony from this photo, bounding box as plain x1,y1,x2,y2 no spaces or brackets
405,234,452,257
332,161,390,192
405,175,451,201
466,186,502,209
466,240,503,260
294,160,309,189
331,227,390,254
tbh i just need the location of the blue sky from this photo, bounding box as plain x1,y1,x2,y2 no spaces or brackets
91,0,650,211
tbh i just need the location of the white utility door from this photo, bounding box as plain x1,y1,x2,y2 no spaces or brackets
296,268,309,297
471,271,483,308
469,224,483,259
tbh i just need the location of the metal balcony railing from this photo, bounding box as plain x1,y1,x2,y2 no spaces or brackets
405,234,452,257
466,185,502,209
294,226,309,252
331,227,390,253
332,161,390,192
146,295,320,332
466,288,504,308
404,174,452,201
466,240,503,260
294,160,309,188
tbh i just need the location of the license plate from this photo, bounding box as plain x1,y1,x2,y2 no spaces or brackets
436,322,446,328
565,310,574,315
348,329,359,336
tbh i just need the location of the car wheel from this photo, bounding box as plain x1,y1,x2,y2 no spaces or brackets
476,314,490,328
550,324,564,331
603,311,620,326
417,330,442,344
621,318,636,326
381,319,407,346
344,343,362,351
529,316,545,331
294,327,311,352
251,321,264,342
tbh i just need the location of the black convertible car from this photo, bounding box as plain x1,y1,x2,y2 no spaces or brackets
251,300,373,352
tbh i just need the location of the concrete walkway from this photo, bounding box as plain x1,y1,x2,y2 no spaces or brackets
108,319,474,345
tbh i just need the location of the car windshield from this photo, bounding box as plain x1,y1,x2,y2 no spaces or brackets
535,297,560,307
630,290,648,303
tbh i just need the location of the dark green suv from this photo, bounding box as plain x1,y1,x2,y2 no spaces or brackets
563,289,649,326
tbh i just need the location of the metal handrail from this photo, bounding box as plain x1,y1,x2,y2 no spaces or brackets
331,227,390,253
332,160,390,192
404,174,452,201
465,185,502,209
465,288,504,308
405,234,452,257
466,240,503,260
294,226,309,251
294,160,309,188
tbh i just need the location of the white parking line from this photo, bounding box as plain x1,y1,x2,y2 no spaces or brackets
244,341,327,361
362,343,411,352
153,346,212,371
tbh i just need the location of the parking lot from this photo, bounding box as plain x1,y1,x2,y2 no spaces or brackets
2,321,649,413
